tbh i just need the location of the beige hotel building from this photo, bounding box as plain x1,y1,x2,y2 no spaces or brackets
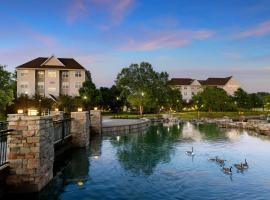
16,55,90,97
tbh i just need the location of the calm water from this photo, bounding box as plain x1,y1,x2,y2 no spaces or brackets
11,123,270,200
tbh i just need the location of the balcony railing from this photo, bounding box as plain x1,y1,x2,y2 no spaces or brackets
0,129,14,167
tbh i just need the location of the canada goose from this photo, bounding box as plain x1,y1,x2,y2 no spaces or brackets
209,156,218,161
216,158,226,165
242,159,248,168
234,163,244,170
223,166,232,174
186,147,195,156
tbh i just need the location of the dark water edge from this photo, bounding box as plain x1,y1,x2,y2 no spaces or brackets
2,123,270,200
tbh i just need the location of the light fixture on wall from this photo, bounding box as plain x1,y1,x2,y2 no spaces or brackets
28,109,38,116
17,109,23,114
94,107,98,111
78,107,83,112
54,108,59,111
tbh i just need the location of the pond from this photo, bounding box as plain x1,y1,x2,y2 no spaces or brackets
9,122,270,200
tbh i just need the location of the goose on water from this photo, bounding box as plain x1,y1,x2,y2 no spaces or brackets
186,147,195,156
209,156,218,161
234,163,244,170
216,158,226,165
223,166,232,174
242,159,248,168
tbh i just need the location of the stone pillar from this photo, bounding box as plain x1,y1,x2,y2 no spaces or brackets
50,111,64,121
90,110,102,134
71,111,90,148
6,114,54,193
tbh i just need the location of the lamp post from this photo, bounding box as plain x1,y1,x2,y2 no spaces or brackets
140,92,145,116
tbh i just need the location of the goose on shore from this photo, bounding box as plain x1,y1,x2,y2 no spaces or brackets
223,166,232,174
186,147,195,156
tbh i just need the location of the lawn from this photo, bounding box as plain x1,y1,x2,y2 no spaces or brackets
102,111,269,120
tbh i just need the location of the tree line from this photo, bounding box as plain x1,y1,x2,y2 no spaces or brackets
0,63,270,119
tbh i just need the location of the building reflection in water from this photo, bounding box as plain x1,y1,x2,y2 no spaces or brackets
90,133,102,159
182,122,203,141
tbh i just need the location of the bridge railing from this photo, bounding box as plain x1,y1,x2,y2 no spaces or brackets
53,117,72,144
0,129,14,167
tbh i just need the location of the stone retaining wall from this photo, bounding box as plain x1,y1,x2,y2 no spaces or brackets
102,118,150,135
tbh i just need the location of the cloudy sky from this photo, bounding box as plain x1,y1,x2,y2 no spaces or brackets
1,0,270,92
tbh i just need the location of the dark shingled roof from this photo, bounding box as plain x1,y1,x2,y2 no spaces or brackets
16,57,86,70
168,78,195,85
199,76,232,86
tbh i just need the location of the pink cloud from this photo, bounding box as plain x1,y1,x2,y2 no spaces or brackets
66,0,134,26
66,0,86,24
235,20,270,38
121,29,214,51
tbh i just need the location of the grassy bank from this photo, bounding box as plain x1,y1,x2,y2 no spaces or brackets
102,111,268,120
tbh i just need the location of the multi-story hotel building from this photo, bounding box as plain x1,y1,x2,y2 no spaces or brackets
168,76,241,102
16,55,90,97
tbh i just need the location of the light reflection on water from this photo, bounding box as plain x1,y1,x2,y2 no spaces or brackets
6,122,270,200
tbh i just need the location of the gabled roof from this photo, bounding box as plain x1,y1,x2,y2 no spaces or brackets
168,78,195,85
16,56,86,70
199,76,232,86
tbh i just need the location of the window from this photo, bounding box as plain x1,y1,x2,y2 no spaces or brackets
20,70,29,76
49,81,55,84
48,71,56,77
37,71,45,78
62,71,69,78
75,71,82,77
192,92,195,95
184,92,187,95
184,87,187,90
37,82,44,89
62,82,69,89
20,84,28,88
75,82,82,89
48,87,56,92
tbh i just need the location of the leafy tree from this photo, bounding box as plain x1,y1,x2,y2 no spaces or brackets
0,65,15,118
249,93,263,108
193,86,232,112
166,88,183,112
116,62,179,114
233,88,251,109
99,86,125,112
263,95,270,111
79,80,100,110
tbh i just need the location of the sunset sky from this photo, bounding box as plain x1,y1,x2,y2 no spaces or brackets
1,0,270,92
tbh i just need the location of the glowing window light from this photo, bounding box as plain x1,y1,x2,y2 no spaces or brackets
78,107,83,112
17,109,23,114
28,109,38,116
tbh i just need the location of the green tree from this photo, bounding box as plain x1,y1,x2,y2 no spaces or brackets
234,88,251,109
193,86,231,112
166,88,183,112
0,65,15,119
116,62,175,114
263,95,270,111
79,80,100,110
249,93,263,108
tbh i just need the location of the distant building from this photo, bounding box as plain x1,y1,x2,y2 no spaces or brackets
168,76,241,102
16,55,90,97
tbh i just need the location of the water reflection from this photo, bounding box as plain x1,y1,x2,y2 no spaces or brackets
110,124,183,175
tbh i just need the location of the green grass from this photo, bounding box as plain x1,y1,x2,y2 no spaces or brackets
102,111,268,120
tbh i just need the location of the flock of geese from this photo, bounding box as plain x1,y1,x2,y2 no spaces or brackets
185,147,249,174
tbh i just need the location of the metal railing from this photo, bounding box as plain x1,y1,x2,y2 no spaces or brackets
0,129,14,166
53,118,72,144
0,121,8,131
